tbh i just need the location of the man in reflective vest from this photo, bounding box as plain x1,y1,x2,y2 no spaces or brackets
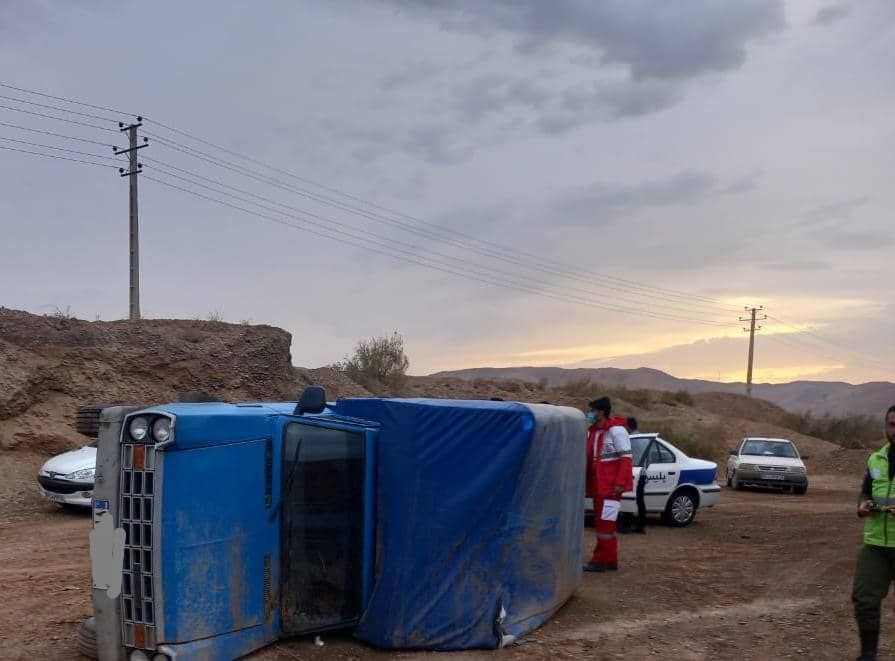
584,396,633,572
853,404,895,661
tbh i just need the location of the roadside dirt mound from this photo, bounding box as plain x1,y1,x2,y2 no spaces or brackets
295,367,373,399
692,391,796,428
404,375,651,418
0,307,301,455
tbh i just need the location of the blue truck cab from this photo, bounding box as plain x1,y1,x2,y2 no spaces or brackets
88,389,586,660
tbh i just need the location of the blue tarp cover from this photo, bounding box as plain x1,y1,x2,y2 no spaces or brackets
332,398,586,650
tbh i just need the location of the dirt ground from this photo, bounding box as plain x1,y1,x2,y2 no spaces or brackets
0,463,884,661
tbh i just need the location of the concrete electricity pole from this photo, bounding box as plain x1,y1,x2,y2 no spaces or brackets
739,306,766,397
116,118,148,320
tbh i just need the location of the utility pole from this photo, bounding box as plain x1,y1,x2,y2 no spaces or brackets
115,117,148,320
739,306,767,397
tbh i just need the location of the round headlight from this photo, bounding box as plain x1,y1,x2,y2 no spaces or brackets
130,650,149,661
152,654,170,661
129,417,149,442
152,417,172,443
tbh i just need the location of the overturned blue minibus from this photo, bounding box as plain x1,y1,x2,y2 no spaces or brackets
86,389,585,660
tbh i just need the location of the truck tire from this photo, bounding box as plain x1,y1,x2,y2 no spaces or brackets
75,405,106,438
76,616,98,659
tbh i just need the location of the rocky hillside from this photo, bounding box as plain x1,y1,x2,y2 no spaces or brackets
433,366,895,417
0,307,858,478
0,307,305,454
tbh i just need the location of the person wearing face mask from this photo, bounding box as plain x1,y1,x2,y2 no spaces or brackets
852,405,895,661
584,396,633,572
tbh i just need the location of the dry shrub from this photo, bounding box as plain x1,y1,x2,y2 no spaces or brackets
612,386,653,410
661,389,694,407
785,412,881,449
642,420,727,462
334,332,410,393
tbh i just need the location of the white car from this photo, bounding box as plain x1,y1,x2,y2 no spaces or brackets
36,441,97,507
726,437,808,494
586,433,721,527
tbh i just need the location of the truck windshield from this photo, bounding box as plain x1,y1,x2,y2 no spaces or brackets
741,440,798,458
280,422,365,633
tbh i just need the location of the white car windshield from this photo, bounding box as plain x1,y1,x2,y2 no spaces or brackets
741,440,798,458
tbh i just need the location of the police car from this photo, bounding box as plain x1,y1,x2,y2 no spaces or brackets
585,433,721,527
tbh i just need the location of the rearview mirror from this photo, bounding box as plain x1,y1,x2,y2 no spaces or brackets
729,449,738,456
801,454,811,460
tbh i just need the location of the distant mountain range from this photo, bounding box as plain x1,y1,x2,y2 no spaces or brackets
430,366,895,417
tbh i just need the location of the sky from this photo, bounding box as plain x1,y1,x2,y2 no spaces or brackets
0,0,893,384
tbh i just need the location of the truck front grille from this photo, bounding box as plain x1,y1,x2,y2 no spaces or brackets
120,442,158,651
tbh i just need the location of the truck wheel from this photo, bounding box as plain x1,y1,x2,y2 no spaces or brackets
77,616,98,659
731,471,742,491
75,405,108,438
794,485,807,495
664,489,698,527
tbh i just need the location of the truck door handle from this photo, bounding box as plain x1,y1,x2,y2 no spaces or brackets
668,471,677,475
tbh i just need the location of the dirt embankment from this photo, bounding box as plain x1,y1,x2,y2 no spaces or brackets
0,307,303,456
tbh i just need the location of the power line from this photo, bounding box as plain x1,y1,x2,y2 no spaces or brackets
0,144,117,168
144,120,737,310
146,133,738,316
140,154,738,323
0,103,119,133
144,116,736,307
0,135,119,161
0,81,132,116
0,93,120,124
0,120,114,147
763,313,895,372
0,80,738,314
142,170,739,326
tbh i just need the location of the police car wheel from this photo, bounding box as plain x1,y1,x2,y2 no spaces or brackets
664,490,697,527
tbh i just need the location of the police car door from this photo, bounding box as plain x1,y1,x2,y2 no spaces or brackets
643,438,680,512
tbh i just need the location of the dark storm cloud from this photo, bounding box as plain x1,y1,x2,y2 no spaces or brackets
381,0,785,79
379,61,444,91
814,3,851,26
367,0,784,160
450,73,551,122
535,78,681,133
799,196,869,224
555,170,717,224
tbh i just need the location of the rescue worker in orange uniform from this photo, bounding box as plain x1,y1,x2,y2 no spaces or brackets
584,396,633,572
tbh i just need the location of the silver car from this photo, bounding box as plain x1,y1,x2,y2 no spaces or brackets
727,437,808,494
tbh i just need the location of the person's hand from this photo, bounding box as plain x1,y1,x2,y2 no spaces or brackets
858,500,875,518
612,484,624,499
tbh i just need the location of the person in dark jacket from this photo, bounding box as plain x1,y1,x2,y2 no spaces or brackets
627,417,648,534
